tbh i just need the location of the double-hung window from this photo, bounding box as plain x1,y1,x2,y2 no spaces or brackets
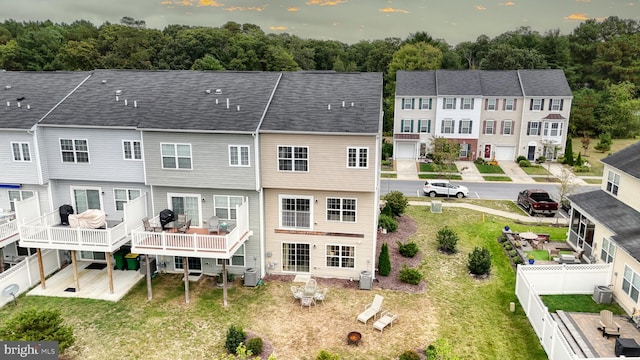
527,122,540,136
401,98,414,110
12,142,31,162
418,119,431,133
458,120,472,134
214,195,244,219
326,245,355,268
280,195,311,229
326,198,356,222
400,119,413,133
419,98,432,110
600,238,615,264
441,119,454,134
461,98,474,110
530,99,543,111
278,146,308,172
502,120,513,135
504,98,515,111
161,143,192,169
543,122,563,137
484,120,495,135
550,99,563,111
486,99,497,111
8,190,34,211
606,171,620,196
114,189,141,211
229,145,250,166
123,140,142,160
459,143,471,158
60,139,89,163
217,244,245,266
443,98,456,110
622,265,640,302
347,147,368,168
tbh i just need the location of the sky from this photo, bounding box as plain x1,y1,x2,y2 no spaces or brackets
2,0,639,45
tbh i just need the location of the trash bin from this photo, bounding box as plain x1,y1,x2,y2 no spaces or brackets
113,249,127,270
244,268,258,287
125,253,140,271
359,270,372,290
140,256,157,275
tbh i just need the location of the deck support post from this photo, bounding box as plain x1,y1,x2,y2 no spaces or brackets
37,248,46,289
222,261,228,307
71,250,80,291
145,255,153,301
183,256,190,304
106,252,114,294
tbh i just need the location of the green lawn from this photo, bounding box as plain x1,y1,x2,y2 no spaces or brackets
483,176,512,181
526,250,550,260
419,163,458,173
418,174,462,180
533,177,560,183
541,295,625,315
583,178,602,185
475,163,505,174
570,138,639,176
520,166,550,176
381,173,397,178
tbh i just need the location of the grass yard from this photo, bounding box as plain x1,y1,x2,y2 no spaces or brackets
380,173,397,178
418,174,462,180
526,250,550,261
475,163,505,174
520,166,550,176
483,176,512,181
419,163,458,173
583,178,602,185
541,295,625,315
570,138,639,176
0,206,556,360
533,177,560,183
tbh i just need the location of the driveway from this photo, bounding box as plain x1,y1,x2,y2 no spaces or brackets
395,159,418,180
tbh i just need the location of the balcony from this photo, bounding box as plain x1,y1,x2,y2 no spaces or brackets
131,202,252,259
19,210,129,252
0,217,19,248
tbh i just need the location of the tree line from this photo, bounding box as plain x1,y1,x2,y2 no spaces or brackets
0,16,638,137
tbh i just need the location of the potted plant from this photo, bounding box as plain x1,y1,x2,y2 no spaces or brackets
528,253,535,265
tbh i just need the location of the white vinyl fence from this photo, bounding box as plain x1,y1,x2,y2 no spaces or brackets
0,249,61,307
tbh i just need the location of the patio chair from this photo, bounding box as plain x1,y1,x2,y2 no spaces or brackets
300,296,316,311
314,288,328,305
291,286,303,303
177,219,191,233
208,216,220,234
304,278,317,296
599,310,621,338
177,214,187,224
356,294,384,325
373,310,399,332
142,217,162,232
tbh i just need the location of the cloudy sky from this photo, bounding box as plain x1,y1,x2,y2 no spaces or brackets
2,0,638,45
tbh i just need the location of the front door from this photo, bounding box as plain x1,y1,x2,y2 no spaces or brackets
484,144,492,159
527,146,536,161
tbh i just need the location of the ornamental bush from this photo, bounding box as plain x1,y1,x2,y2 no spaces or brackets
468,247,492,275
516,155,527,163
0,308,75,353
399,350,421,360
399,265,423,285
225,325,246,354
382,191,408,217
397,241,419,257
518,159,532,167
378,242,391,276
246,337,263,355
316,350,340,360
436,227,458,254
378,214,398,232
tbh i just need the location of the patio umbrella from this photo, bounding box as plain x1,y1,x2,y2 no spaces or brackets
519,232,539,240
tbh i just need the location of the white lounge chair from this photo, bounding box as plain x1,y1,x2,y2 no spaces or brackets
373,310,398,332
356,294,384,324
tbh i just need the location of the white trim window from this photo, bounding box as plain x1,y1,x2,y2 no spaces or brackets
543,122,563,137
419,98,432,110
484,120,495,135
530,99,543,111
461,98,474,110
550,99,563,111
600,238,615,264
443,98,456,110
214,195,244,220
278,146,308,172
282,243,310,272
606,171,620,196
459,143,471,158
418,119,431,133
229,145,250,167
72,187,102,213
123,140,142,160
326,197,356,222
486,99,497,111
11,142,31,162
401,98,414,110
8,190,34,211
527,122,541,136
217,244,245,266
400,119,413,133
502,120,513,135
161,143,192,169
504,99,516,111
326,245,355,268
347,147,368,168
60,139,89,163
458,120,472,134
441,119,454,134
114,188,141,211
623,265,640,302
280,195,311,229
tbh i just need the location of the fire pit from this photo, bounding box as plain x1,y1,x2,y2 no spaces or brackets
347,331,362,346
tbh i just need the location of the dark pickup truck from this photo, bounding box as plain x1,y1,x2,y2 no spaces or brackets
517,189,559,217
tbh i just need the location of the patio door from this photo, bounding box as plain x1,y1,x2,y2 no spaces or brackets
282,243,310,273
72,187,102,213
174,257,202,271
167,193,201,227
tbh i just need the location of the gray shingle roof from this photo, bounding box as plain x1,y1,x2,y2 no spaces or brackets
0,71,89,130
601,141,640,179
395,69,570,97
260,72,382,133
517,69,572,97
568,190,640,260
41,70,282,132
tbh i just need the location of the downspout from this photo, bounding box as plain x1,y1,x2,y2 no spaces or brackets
372,86,384,278
517,70,527,158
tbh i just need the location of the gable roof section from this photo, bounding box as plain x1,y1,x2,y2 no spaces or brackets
478,71,523,96
396,70,525,97
0,71,89,130
518,69,572,97
601,141,640,179
395,71,436,96
260,72,382,134
568,190,640,260
40,70,281,132
435,70,483,96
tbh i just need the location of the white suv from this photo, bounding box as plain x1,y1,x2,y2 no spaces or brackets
423,180,469,198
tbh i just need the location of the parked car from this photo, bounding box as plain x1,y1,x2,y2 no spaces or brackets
516,189,559,217
423,180,469,198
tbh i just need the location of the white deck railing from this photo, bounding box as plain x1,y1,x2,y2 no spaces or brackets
0,218,19,247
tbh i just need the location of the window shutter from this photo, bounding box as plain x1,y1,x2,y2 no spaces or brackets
401,98,405,109
453,98,457,109
503,99,506,110
482,121,486,134
548,99,552,110
411,120,414,132
411,98,415,109
441,120,445,131
541,99,545,110
418,98,422,109
471,98,474,109
443,100,446,110
469,121,472,132
500,121,505,135
429,98,432,109
560,99,564,111
513,99,517,110
484,99,488,110
458,121,462,133
529,99,533,110
427,119,431,133
526,122,531,135
538,122,542,133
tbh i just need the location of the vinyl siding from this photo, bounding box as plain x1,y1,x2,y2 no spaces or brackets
0,184,49,214
603,164,640,211
260,133,377,192
39,127,145,183
143,132,256,190
0,131,40,184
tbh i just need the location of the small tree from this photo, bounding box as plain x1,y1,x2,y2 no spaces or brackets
575,152,584,166
468,247,492,275
594,132,612,152
397,241,419,257
225,325,246,354
564,137,574,165
425,338,459,360
398,265,423,285
378,213,398,232
378,242,391,276
557,168,577,208
580,133,591,155
0,308,75,352
382,191,408,217
429,136,460,179
436,227,459,254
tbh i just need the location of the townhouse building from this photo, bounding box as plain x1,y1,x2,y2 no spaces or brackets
393,69,572,162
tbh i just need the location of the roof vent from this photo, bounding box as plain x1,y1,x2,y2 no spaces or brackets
134,100,137,108
328,104,331,110
342,101,345,108
215,89,222,95
102,80,107,84
124,99,128,106
236,105,240,111
205,89,211,94
4,85,11,90
351,102,354,107
6,101,9,107
115,90,122,96
116,96,119,102
215,98,219,105
26,104,30,110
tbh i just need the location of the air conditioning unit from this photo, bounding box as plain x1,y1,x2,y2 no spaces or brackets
593,285,613,304
431,200,442,213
